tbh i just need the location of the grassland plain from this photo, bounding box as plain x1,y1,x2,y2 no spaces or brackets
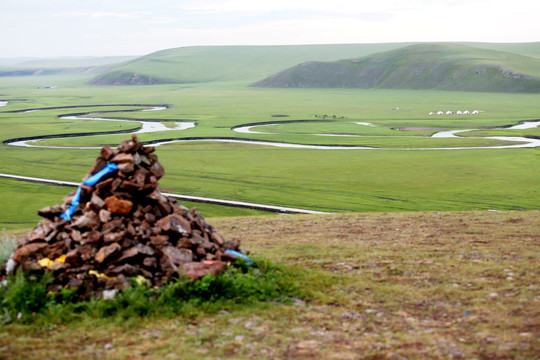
1,211,539,359
1,81,540,230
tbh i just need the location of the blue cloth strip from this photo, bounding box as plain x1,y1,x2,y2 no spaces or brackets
82,162,119,186
60,162,119,220
224,249,253,265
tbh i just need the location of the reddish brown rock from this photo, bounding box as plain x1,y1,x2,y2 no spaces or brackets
13,242,48,262
99,209,112,223
111,153,134,164
85,157,107,179
37,205,64,219
49,261,66,272
65,249,82,267
104,196,133,215
70,229,82,242
77,245,95,262
150,235,169,246
180,261,227,280
101,145,115,161
72,211,100,229
103,230,126,243
42,241,66,259
28,227,47,242
116,247,140,263
143,257,157,269
95,243,121,263
211,232,225,246
89,193,105,212
161,246,193,266
150,161,165,179
118,161,135,174
82,230,101,243
106,263,139,277
155,214,192,235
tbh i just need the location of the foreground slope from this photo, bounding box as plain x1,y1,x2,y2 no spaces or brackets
252,43,540,92
3,211,539,358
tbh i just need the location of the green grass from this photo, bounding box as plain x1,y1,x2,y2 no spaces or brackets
0,178,269,231
154,143,540,212
1,82,540,229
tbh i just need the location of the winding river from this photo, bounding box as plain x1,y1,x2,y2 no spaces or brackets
3,104,540,150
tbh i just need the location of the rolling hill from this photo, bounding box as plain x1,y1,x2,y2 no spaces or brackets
4,42,540,92
88,43,415,85
251,43,540,92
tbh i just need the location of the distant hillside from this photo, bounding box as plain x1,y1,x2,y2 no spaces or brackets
88,43,414,85
0,56,134,77
0,56,135,77
463,42,540,59
251,43,540,92
2,56,137,68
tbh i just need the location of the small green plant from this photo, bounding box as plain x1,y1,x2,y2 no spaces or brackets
0,258,304,325
0,270,53,323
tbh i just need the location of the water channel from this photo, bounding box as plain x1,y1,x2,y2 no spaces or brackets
4,104,540,150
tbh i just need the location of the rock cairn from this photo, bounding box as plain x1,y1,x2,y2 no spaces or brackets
2,136,245,297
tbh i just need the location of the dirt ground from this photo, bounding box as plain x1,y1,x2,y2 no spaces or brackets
1,210,539,359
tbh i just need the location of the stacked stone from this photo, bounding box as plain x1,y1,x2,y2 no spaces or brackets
2,136,244,297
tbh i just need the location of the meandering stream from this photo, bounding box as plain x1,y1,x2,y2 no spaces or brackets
3,104,540,150
232,120,540,150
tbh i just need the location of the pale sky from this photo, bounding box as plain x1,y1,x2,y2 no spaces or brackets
1,0,539,58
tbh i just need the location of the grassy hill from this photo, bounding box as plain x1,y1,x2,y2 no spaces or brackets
88,42,540,87
88,43,414,85
252,43,540,92
3,42,540,89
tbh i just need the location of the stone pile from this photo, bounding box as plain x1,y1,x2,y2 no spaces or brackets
2,136,245,297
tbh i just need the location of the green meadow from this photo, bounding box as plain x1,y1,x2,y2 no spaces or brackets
1,44,540,230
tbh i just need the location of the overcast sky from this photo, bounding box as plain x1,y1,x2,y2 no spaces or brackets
1,0,539,58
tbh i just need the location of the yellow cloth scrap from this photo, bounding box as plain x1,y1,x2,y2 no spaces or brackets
88,270,112,280
38,258,53,268
38,254,67,268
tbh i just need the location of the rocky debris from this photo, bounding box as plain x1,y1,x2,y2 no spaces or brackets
1,135,247,297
